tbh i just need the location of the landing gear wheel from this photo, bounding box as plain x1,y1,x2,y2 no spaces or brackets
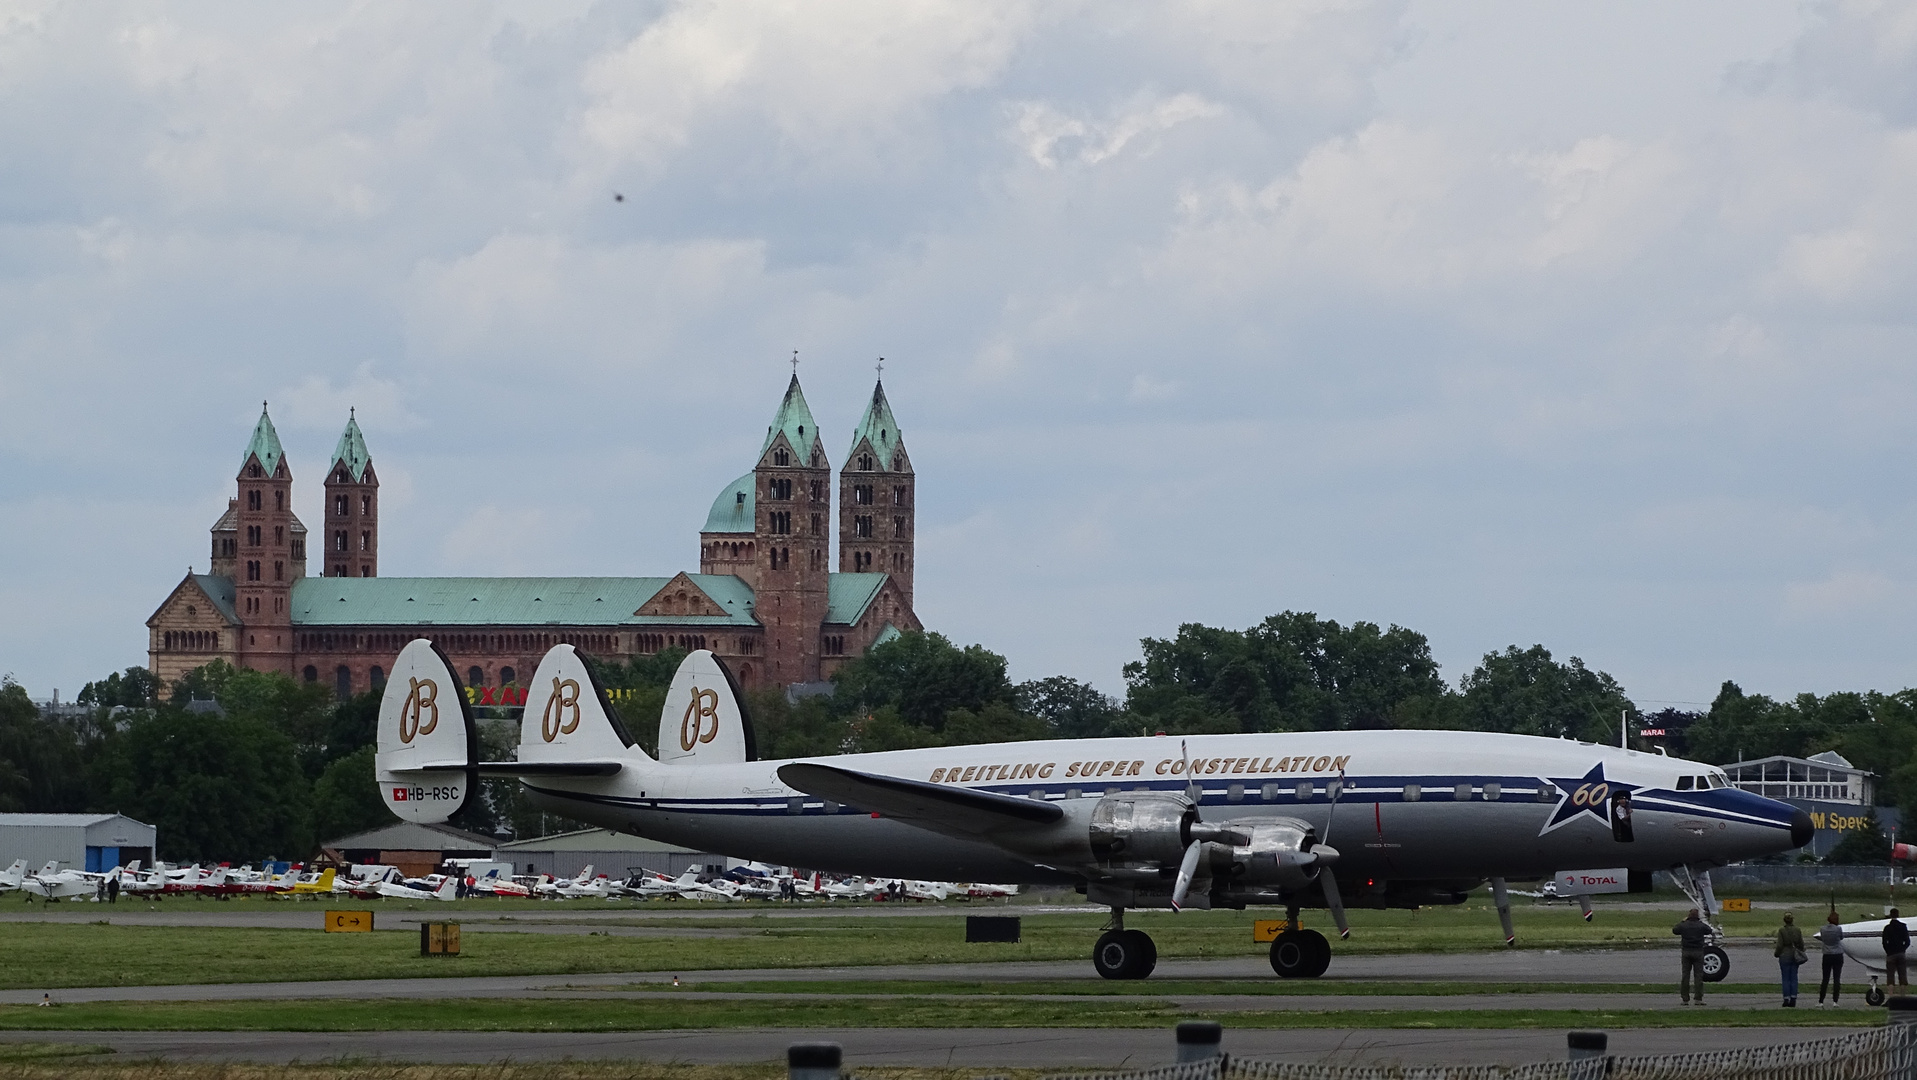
1700,946,1730,983
1093,929,1156,979
1868,984,1888,1007
1270,929,1331,978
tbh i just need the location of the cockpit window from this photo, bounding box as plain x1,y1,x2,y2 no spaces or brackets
1676,776,1694,790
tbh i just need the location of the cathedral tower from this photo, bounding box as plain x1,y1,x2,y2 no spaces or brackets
323,411,379,577
753,375,831,685
232,404,304,675
838,377,913,606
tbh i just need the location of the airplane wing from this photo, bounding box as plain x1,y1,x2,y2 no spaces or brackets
777,762,1062,841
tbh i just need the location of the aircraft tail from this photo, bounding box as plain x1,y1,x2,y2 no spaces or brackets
518,645,641,765
434,876,458,901
575,864,594,884
0,859,24,886
658,650,756,765
315,868,336,890
36,861,59,879
375,638,478,824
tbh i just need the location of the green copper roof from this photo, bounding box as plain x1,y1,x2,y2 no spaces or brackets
191,574,239,623
290,576,760,628
760,375,822,463
330,414,372,482
825,572,888,625
241,405,286,476
847,379,904,468
703,472,755,534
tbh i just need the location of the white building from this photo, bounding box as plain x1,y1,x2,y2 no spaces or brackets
0,813,156,872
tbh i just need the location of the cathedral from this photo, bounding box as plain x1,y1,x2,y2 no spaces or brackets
146,375,922,697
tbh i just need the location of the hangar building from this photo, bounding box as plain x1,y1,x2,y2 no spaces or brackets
0,813,156,872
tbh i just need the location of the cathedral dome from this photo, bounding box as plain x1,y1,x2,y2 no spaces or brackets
703,471,755,534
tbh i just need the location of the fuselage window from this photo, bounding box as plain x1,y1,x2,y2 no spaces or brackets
1538,783,1557,803
1226,783,1244,802
1065,788,1082,800
1295,780,1314,800
1483,782,1501,801
1403,784,1422,802
1455,782,1472,801
1028,789,1046,801
1676,776,1694,790
1261,783,1280,801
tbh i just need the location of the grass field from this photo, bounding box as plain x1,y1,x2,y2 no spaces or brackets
0,901,1871,991
0,997,1879,1033
0,1050,1022,1080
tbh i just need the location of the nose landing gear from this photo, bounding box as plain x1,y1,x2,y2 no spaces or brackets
1269,926,1331,977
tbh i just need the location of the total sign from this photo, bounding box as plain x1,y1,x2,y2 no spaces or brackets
1555,869,1630,896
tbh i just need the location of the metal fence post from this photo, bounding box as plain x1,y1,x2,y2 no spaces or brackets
1177,1021,1223,1063
1567,1031,1607,1061
1888,999,1917,1080
788,1042,841,1080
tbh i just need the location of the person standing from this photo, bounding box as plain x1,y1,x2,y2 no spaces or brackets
1884,909,1911,992
1816,911,1846,1006
1674,908,1710,1005
1775,912,1806,1007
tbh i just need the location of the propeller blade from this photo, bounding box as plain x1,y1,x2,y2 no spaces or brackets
1321,768,1345,847
1171,840,1203,912
1321,867,1350,939
1180,739,1200,804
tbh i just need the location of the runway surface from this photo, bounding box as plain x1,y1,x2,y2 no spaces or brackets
0,1026,1873,1067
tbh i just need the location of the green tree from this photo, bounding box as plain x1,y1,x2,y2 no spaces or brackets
77,667,161,709
100,707,311,861
831,632,1014,732
0,680,89,812
1457,645,1633,743
1016,676,1129,739
1124,613,1449,733
309,745,389,843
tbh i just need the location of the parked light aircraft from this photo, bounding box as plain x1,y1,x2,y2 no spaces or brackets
22,864,120,901
375,874,459,902
290,868,338,896
0,860,27,893
375,639,1811,980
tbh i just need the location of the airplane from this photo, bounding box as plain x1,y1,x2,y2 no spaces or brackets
22,864,120,902
290,868,338,896
533,865,596,899
467,868,531,898
374,638,1811,980
965,883,1019,900
374,874,460,902
0,859,27,893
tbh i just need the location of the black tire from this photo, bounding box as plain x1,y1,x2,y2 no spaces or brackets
1123,930,1158,978
1298,929,1332,978
1700,946,1730,983
1270,929,1316,978
1093,930,1151,980
1867,985,1888,1007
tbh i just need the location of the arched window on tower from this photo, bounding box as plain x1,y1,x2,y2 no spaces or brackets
362,494,371,515
501,666,516,686
370,666,385,688
860,453,873,470
468,667,484,688
336,495,348,517
335,666,351,700
303,665,318,682
774,448,790,466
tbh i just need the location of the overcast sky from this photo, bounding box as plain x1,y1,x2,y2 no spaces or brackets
4,1,1914,709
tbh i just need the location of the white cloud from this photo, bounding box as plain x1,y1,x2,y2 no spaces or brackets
1014,92,1223,168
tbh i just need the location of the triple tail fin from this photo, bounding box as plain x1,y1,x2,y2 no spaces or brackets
657,650,756,766
375,638,478,824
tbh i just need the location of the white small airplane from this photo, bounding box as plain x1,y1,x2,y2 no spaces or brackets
22,864,120,902
375,874,459,902
376,638,1811,980
0,859,28,893
534,866,596,899
467,868,531,898
965,882,1019,900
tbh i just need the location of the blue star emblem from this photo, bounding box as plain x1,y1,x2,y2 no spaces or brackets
1537,763,1639,836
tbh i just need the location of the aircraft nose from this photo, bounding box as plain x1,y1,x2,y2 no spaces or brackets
1791,807,1815,849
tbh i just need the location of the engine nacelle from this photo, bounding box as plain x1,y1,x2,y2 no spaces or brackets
1089,792,1197,869
1218,817,1324,893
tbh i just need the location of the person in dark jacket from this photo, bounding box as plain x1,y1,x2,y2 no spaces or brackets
1775,912,1806,1007
1816,911,1846,1006
1674,908,1710,1004
1885,909,1910,991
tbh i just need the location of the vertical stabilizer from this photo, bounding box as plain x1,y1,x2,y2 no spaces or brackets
375,639,477,823
518,645,640,763
658,650,757,765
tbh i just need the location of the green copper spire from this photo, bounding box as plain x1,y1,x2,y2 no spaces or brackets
847,378,903,468
330,410,372,482
760,374,821,463
241,403,286,476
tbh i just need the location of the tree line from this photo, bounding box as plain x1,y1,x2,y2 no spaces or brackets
4,610,1912,861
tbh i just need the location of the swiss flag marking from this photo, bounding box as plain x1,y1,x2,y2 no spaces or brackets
393,787,409,801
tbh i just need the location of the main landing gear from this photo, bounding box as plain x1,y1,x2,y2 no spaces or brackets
1269,927,1331,978
1093,908,1158,979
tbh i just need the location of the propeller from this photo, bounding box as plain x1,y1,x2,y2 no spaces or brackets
1171,739,1209,911
1317,769,1350,939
